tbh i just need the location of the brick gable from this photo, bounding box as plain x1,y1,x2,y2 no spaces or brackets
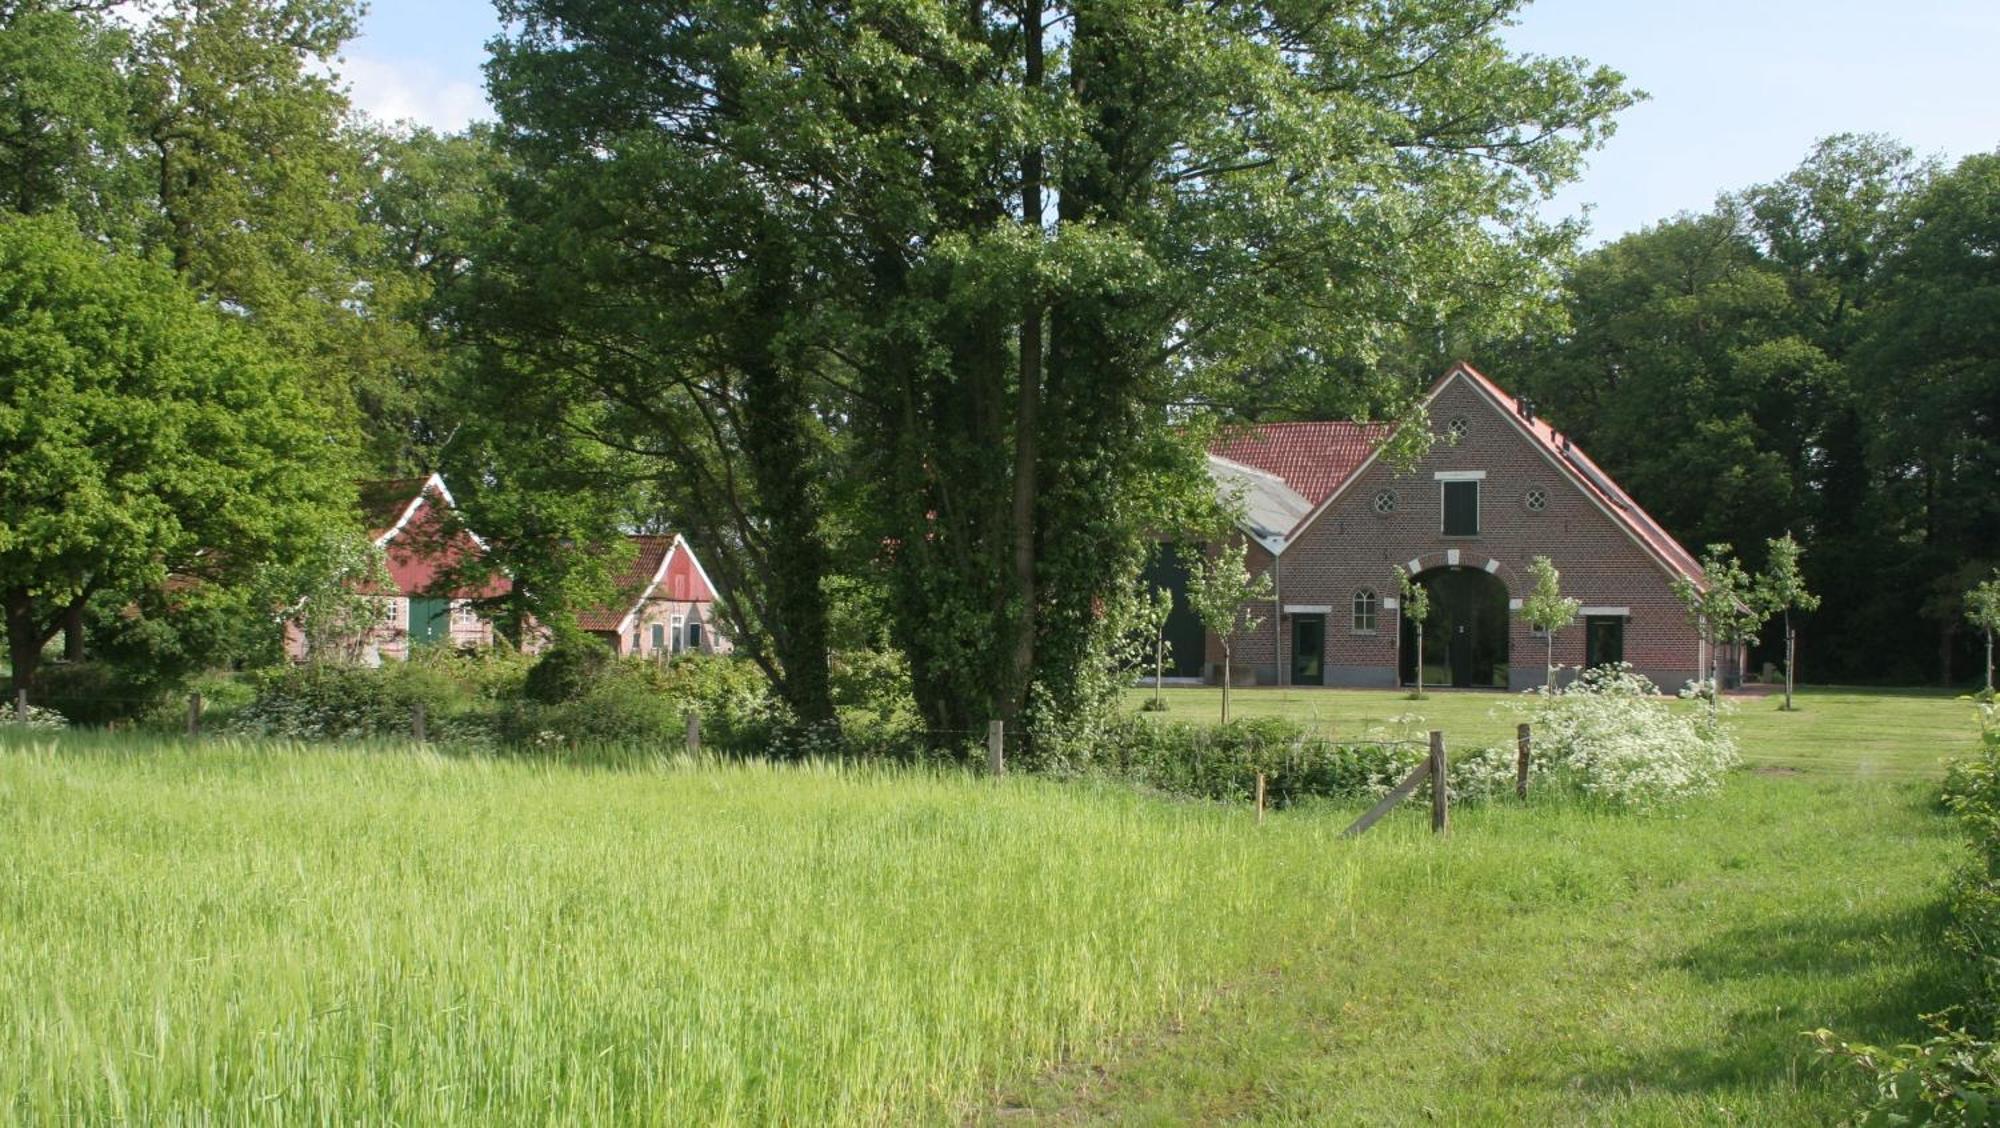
1203,365,1723,691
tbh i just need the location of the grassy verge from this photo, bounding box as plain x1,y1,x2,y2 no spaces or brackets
1127,685,1976,778
988,775,1960,1124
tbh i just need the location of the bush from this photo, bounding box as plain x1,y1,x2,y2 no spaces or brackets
1082,715,1510,808
232,662,463,742
522,641,612,705
1521,664,1739,808
0,703,69,731
20,661,170,727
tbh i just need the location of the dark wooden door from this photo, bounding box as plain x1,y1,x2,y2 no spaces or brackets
1291,615,1325,686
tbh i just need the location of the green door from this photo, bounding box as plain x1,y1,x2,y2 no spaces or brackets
408,597,451,646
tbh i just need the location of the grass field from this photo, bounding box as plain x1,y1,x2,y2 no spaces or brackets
1128,684,1980,779
0,688,1983,1123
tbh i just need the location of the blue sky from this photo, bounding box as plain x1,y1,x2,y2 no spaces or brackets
342,0,2000,243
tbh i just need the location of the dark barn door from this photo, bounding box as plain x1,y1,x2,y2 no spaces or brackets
1291,614,1325,686
1585,615,1625,671
1399,567,1510,688
1141,544,1208,678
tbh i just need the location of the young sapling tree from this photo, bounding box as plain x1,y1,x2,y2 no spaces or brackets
1521,555,1583,689
1755,533,1820,711
1672,544,1768,712
1187,542,1273,723
1136,582,1174,711
1397,566,1432,700
1968,570,2000,699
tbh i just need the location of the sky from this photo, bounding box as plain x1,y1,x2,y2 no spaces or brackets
341,0,2000,244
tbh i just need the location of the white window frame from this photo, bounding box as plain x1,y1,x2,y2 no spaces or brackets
670,612,686,653
1352,588,1378,635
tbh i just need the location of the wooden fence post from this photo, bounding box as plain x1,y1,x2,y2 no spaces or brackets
685,712,701,753
987,719,1005,776
14,688,27,724
1429,729,1448,835
411,700,426,743
1516,722,1531,800
186,692,203,737
1255,772,1267,823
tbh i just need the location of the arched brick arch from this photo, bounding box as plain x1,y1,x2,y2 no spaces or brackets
1396,550,1517,593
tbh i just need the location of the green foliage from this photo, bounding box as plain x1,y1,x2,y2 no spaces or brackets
476,0,1633,749
1186,542,1274,721
0,212,351,695
521,640,613,706
1522,664,1742,808
1521,555,1583,682
1968,573,2000,697
1673,544,1769,703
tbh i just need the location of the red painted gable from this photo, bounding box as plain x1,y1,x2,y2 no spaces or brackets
576,534,717,632
357,476,509,600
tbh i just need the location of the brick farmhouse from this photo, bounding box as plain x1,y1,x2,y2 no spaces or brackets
286,476,729,664
1158,363,1733,692
577,534,733,659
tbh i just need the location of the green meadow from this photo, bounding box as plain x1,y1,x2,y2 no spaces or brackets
1,688,1983,1123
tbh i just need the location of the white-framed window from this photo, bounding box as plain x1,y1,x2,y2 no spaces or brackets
1352,588,1378,634
1372,489,1397,515
382,599,400,624
670,612,686,653
453,601,479,626
1524,486,1548,512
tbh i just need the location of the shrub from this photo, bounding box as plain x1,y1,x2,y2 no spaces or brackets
1082,716,1511,809
232,663,460,742
0,703,69,731
21,661,169,727
1521,664,1739,808
522,641,612,705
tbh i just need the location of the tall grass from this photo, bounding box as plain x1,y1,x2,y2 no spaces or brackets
0,732,1357,1124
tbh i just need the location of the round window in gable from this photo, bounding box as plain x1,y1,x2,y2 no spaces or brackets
1372,489,1397,515
1446,415,1470,442
1524,486,1548,512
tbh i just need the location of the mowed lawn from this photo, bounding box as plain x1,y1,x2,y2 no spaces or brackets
1127,683,1978,779
1,688,1983,1124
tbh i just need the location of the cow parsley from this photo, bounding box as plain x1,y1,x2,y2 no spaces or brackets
1523,664,1738,808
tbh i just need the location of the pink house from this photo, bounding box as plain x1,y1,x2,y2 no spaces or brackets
286,474,509,663
577,534,731,659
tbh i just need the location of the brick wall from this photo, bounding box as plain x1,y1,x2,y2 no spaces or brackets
1211,372,1708,691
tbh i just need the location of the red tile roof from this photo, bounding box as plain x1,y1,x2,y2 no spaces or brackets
1209,421,1392,514
1447,362,1705,584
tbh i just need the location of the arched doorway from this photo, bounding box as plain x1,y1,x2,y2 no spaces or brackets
1399,566,1510,688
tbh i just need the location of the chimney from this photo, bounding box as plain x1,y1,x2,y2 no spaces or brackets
1521,398,1536,423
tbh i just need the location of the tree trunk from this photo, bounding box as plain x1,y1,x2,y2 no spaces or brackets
1415,633,1424,699
5,592,44,699
1784,615,1796,711
1004,1,1044,731
1153,630,1163,709
1546,632,1556,689
1986,630,1994,696
1221,648,1231,724
64,603,85,663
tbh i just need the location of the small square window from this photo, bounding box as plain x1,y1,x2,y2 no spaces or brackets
1525,487,1548,512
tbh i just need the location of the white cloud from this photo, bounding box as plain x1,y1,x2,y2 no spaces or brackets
341,54,490,132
